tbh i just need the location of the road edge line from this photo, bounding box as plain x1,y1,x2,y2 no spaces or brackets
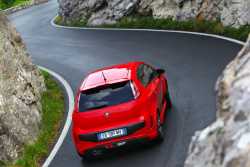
51,15,244,46
45,14,245,166
38,66,74,167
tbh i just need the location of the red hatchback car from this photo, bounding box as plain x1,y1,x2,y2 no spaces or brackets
72,62,172,158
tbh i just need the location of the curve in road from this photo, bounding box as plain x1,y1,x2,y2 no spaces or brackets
9,0,243,167
38,66,74,167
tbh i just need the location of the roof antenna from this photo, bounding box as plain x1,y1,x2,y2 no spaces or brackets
102,72,107,82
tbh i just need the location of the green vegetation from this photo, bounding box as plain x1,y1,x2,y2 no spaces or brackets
6,70,65,167
0,0,30,10
54,15,87,27
55,15,250,42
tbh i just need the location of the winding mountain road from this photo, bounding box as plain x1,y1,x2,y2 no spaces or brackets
9,1,243,167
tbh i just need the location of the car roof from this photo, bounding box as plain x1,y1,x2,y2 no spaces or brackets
80,62,143,91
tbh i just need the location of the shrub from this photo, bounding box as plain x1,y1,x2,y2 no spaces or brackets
54,15,250,42
2,0,15,5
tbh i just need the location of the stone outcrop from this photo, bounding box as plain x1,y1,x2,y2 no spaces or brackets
58,0,250,27
0,13,45,162
139,0,250,28
184,35,250,167
58,0,139,26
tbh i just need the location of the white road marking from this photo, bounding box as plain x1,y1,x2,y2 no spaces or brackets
38,66,74,167
51,15,244,46
40,15,246,167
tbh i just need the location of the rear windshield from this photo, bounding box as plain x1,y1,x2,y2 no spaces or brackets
79,81,135,112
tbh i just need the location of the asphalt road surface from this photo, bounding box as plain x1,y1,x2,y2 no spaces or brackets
9,1,243,167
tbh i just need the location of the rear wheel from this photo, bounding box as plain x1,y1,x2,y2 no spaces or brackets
82,154,96,162
156,112,165,141
166,91,172,109
78,151,94,161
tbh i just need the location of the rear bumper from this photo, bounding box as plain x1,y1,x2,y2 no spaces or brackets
72,123,158,156
84,137,148,156
78,121,145,142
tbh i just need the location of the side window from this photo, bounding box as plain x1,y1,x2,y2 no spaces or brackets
137,64,157,87
137,64,145,85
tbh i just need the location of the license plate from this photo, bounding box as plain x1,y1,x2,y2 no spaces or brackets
97,128,127,141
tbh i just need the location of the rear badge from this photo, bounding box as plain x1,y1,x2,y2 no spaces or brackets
104,112,110,118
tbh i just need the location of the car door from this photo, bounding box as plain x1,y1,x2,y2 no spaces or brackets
146,65,164,113
137,64,163,112
157,74,166,112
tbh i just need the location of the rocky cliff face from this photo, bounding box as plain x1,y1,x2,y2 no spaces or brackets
58,0,250,27
139,0,250,28
58,0,139,26
0,13,45,162
184,36,250,167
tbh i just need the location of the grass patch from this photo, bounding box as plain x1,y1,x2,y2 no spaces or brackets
54,15,250,42
54,15,87,27
5,70,65,167
0,0,31,10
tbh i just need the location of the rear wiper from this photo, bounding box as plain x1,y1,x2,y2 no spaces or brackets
87,104,108,110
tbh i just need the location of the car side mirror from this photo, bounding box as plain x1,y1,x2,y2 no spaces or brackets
156,68,165,75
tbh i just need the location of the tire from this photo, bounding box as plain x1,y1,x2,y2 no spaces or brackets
166,91,172,109
156,112,165,142
78,151,94,161
81,153,95,162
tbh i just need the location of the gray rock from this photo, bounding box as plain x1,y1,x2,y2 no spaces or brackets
0,13,45,162
88,0,138,26
58,0,138,26
58,0,250,27
139,0,250,27
184,35,250,167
